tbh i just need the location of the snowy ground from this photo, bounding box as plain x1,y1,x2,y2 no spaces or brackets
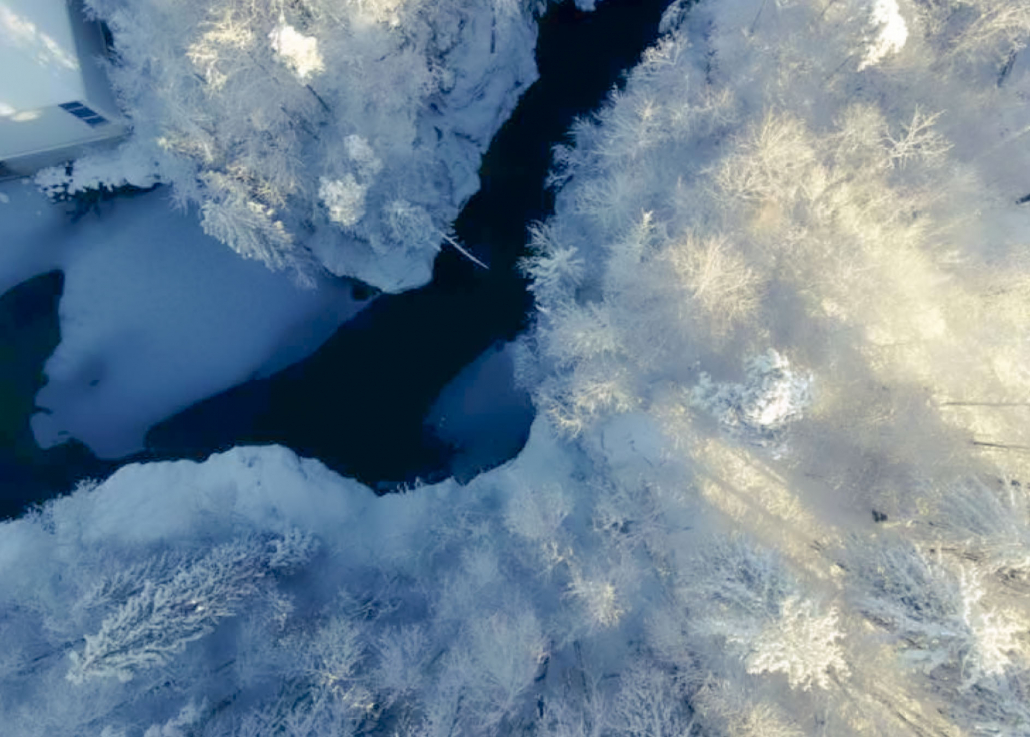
0,179,366,459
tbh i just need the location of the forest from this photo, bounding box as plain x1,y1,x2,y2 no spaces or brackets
2,0,1030,734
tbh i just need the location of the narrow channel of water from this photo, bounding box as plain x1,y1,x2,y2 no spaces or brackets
0,0,673,515
147,0,673,490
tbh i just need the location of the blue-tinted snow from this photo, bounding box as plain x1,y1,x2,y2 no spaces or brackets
0,180,365,459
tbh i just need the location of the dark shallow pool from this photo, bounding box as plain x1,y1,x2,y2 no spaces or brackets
0,272,119,518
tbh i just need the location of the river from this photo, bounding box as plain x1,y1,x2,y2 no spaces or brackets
0,0,673,516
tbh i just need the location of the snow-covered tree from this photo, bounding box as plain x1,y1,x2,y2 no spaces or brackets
7,0,1030,734
67,532,316,684
46,0,553,291
608,664,694,737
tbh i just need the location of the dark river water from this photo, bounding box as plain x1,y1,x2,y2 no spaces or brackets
0,0,672,517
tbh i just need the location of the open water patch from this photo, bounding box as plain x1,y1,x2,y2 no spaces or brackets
0,272,117,518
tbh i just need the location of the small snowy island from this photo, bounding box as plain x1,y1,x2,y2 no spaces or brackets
3,0,1030,735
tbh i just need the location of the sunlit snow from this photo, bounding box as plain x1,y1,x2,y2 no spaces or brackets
860,0,908,70
268,23,324,80
690,350,813,448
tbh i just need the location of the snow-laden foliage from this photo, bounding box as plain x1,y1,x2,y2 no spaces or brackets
38,0,551,291
514,0,1030,731
0,441,679,736
689,350,812,450
6,0,1030,734
67,532,317,684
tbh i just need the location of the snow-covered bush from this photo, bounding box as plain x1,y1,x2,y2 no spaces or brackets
67,532,316,684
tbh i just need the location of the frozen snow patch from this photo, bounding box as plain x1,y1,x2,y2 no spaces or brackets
0,179,365,460
596,412,667,473
426,341,534,482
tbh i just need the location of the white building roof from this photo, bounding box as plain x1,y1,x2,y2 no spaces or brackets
0,0,87,116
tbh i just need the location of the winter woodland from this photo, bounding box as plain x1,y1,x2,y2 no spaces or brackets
4,0,1030,734
38,0,564,291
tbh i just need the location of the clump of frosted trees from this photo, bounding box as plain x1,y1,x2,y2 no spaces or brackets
56,0,551,290
519,0,1030,732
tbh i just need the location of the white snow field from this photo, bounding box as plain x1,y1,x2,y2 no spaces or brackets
4,0,1030,735
0,179,364,458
